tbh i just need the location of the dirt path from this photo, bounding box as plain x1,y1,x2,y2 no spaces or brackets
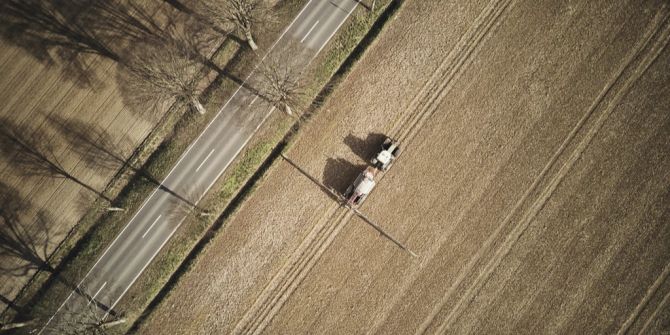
136,0,670,334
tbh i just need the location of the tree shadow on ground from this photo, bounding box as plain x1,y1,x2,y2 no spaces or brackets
0,0,176,89
0,182,56,278
0,117,111,203
343,132,387,162
322,157,366,195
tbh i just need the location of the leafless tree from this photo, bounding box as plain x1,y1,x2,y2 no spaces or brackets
41,289,125,335
166,184,214,223
118,37,207,118
199,0,273,50
0,119,110,202
3,284,126,334
0,182,55,276
257,56,308,117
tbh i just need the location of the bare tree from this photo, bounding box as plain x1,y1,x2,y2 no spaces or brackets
118,37,207,118
0,119,110,202
257,56,308,117
166,184,214,223
41,289,125,335
4,284,126,334
199,0,273,50
0,182,55,276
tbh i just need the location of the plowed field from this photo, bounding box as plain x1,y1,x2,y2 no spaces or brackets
0,4,164,312
137,0,670,334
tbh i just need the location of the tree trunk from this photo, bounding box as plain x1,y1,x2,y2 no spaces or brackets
245,29,259,50
100,318,126,329
106,207,125,212
283,103,293,116
1,319,36,330
190,96,206,115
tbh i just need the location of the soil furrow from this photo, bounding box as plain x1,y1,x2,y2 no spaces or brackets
427,9,670,333
393,0,514,144
619,262,670,335
233,206,350,334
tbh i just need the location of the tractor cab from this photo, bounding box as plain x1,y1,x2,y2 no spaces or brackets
371,137,400,171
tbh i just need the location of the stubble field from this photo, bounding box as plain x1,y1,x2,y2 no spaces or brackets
136,0,670,334
0,3,172,313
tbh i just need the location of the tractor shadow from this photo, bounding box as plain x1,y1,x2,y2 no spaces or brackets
343,132,387,162
322,157,366,195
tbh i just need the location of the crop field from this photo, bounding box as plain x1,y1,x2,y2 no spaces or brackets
135,0,670,334
0,1,191,313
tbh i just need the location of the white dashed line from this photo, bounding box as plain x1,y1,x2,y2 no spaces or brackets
88,282,107,306
317,2,358,55
142,215,162,239
195,149,216,172
249,95,259,106
301,20,320,43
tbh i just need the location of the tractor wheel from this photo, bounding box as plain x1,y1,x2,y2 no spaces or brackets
344,185,354,198
392,146,401,157
382,138,392,150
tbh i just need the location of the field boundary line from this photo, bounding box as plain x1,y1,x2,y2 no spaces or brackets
424,8,670,334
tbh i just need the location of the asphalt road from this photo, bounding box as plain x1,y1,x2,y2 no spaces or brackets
40,0,360,332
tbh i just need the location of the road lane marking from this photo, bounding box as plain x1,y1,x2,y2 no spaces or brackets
195,149,216,172
106,216,188,319
317,0,359,55
249,95,259,107
142,215,162,239
301,20,320,43
72,0,313,283
204,105,275,197
42,0,351,330
88,282,107,306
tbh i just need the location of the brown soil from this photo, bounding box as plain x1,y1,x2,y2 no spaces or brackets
0,5,162,312
136,0,670,334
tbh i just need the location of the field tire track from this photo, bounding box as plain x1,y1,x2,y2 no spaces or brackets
232,205,353,335
421,7,670,334
637,268,670,335
618,262,670,335
388,0,514,144
357,1,517,332
226,1,521,331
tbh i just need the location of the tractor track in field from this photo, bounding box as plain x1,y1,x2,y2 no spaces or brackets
633,263,670,335
618,257,670,334
232,204,353,335
388,0,515,144
419,7,670,334
232,1,517,333
321,0,516,331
